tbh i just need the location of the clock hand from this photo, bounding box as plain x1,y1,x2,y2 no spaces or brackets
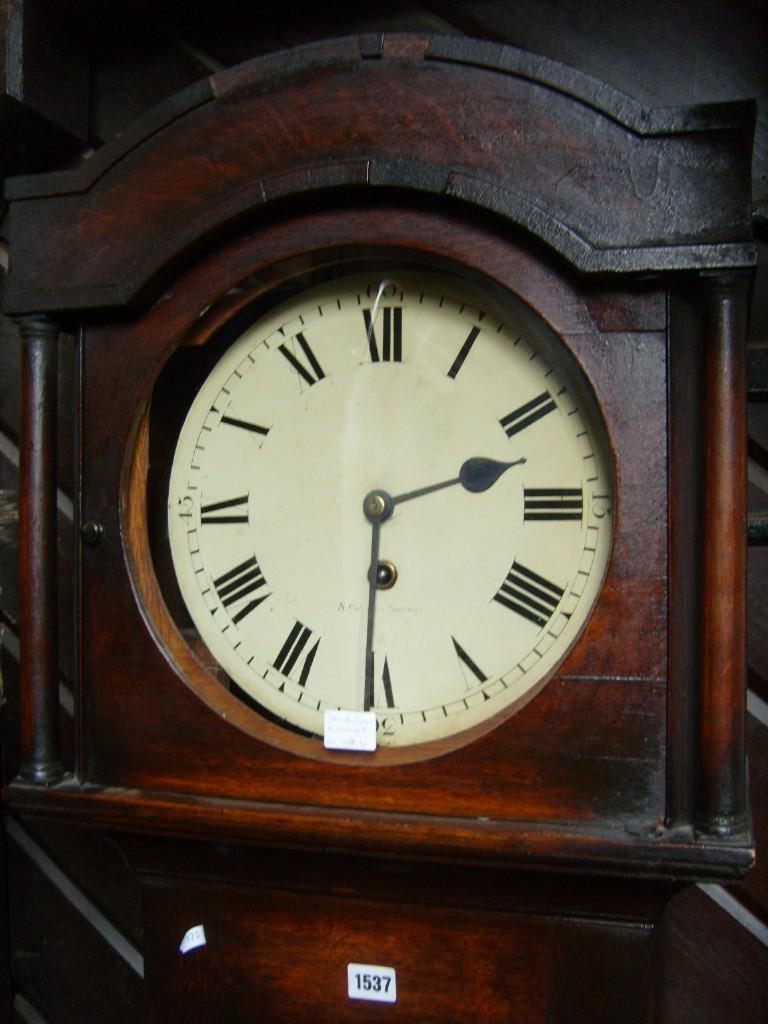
360,457,523,710
390,456,526,506
362,520,379,712
362,493,391,712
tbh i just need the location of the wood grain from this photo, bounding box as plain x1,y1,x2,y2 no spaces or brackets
17,317,63,783
72,210,669,840
142,871,662,1024
4,35,754,316
0,12,763,1024
698,276,749,834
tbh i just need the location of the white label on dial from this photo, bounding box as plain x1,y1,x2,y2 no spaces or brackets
347,963,397,1003
324,710,377,751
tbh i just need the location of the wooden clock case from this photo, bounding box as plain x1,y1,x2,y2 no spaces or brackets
3,34,756,1022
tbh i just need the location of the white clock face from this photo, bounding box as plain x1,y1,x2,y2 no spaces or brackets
166,269,614,750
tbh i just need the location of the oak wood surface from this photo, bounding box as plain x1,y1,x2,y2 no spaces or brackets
143,872,662,1024
7,783,753,882
0,11,763,1024
3,35,755,316
69,207,669,841
4,32,754,892
698,276,749,832
17,318,63,782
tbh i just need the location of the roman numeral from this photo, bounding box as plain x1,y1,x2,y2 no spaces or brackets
523,487,583,521
500,391,557,437
200,494,249,525
451,637,487,684
278,332,325,386
273,621,321,687
447,326,480,379
363,307,403,362
213,556,269,623
371,652,396,708
494,560,564,627
220,415,270,436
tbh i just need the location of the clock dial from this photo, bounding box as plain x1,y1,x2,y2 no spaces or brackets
166,270,614,750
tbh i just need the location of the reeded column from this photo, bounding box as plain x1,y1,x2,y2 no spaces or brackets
16,314,64,784
696,273,749,835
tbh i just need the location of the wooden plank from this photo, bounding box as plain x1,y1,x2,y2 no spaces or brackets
748,545,768,696
7,827,144,1024
18,819,143,950
144,875,660,1024
119,831,677,920
726,714,768,923
660,884,768,1024
8,778,753,881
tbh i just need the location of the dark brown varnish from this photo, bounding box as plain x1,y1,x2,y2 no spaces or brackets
4,34,755,1023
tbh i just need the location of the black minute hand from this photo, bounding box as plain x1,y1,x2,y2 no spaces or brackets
362,515,381,712
390,456,526,507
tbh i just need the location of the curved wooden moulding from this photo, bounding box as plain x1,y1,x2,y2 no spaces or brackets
3,34,756,316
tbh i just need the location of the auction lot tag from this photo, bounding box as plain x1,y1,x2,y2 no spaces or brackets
347,963,397,1003
324,710,377,751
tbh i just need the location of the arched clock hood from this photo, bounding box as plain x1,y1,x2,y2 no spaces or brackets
3,33,755,317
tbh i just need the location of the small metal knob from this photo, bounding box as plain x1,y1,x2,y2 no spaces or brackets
81,520,104,547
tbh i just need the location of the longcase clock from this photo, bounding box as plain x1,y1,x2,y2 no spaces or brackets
3,35,756,1022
